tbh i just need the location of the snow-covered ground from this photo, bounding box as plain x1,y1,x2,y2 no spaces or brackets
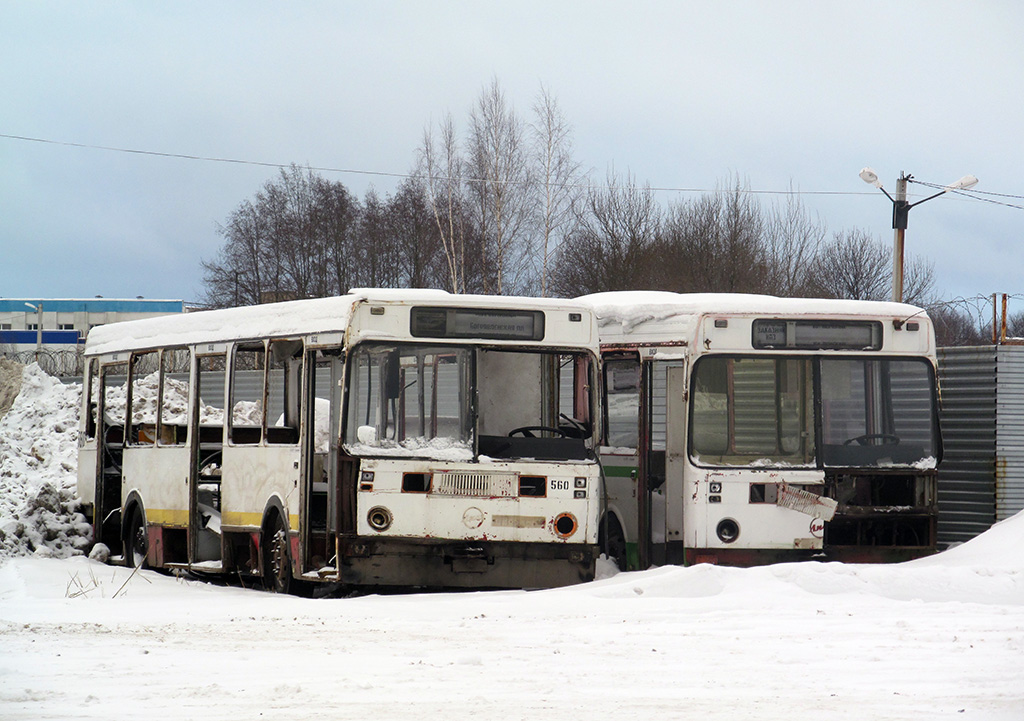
1,364,1022,719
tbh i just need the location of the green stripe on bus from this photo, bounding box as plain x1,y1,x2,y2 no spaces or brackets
602,465,637,478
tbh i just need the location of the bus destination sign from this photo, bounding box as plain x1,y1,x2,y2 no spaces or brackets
411,307,545,341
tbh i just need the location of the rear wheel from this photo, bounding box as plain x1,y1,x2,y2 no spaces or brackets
262,513,293,594
124,505,148,568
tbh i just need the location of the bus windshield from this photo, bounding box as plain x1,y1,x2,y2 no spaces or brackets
690,355,937,469
344,343,595,462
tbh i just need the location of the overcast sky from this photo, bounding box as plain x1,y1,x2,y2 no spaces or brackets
2,2,1021,311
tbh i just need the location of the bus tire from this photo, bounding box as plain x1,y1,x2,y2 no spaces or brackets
600,514,627,571
262,512,293,594
124,503,148,569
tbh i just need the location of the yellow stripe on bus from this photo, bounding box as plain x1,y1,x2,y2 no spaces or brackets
145,508,189,526
222,511,299,530
143,509,298,531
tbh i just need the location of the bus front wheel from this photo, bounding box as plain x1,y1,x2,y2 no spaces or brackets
600,514,628,571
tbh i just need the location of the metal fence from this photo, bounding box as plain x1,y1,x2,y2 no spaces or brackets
1,348,85,377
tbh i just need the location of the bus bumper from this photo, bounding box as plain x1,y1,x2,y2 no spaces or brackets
336,537,597,589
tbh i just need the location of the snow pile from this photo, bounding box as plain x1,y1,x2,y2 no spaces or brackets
101,371,260,427
0,363,91,561
346,436,474,461
0,358,24,419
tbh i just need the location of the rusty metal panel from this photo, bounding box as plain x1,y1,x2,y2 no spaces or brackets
996,345,1024,520
936,346,997,545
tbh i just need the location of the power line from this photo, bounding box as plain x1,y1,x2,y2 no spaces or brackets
0,131,898,199
7,131,1024,209
0,132,411,181
912,178,1024,201
913,178,1024,210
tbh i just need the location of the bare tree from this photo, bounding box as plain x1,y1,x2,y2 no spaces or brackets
202,198,271,307
763,188,827,296
929,303,988,346
807,229,892,301
531,85,583,296
419,113,469,293
466,78,534,294
384,178,447,288
312,175,360,294
550,169,660,297
654,179,769,294
808,229,935,304
268,164,320,300
902,253,937,307
357,188,398,289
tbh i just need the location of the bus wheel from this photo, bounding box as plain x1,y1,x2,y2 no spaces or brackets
600,515,627,571
124,505,148,569
262,513,293,594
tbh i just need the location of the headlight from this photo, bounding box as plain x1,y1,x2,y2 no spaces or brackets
553,512,578,539
367,506,393,532
716,518,739,543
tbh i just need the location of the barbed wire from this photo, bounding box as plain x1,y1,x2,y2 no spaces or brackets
0,348,85,378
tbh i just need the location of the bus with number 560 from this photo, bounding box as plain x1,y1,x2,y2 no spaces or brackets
77,289,602,592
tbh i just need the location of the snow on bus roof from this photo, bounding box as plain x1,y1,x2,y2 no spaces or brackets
577,291,927,337
85,289,593,355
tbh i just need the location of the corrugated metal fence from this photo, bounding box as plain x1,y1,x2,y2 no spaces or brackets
994,346,1024,521
936,345,1024,545
937,346,997,545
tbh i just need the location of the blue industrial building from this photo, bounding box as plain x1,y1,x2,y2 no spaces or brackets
0,298,185,356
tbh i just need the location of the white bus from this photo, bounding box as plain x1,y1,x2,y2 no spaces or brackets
78,290,602,592
580,291,940,569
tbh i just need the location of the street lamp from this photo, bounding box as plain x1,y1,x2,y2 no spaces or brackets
860,168,978,303
24,302,42,362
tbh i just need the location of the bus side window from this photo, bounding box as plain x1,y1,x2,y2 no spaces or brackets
230,342,266,445
604,357,640,448
267,339,302,445
85,358,99,440
129,351,161,445
158,348,190,446
197,355,227,445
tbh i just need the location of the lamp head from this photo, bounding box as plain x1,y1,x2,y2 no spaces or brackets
945,174,979,192
859,167,883,189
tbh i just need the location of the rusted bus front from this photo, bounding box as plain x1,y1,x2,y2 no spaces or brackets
332,330,603,588
585,291,942,570
823,467,938,561
334,459,600,588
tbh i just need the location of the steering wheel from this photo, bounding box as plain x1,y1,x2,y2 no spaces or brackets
842,433,900,446
558,413,588,437
508,425,570,438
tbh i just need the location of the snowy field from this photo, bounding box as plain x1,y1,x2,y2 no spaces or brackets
1,363,1023,719
1,520,1022,720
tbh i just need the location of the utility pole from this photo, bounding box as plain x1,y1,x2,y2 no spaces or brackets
891,173,909,303
859,168,977,304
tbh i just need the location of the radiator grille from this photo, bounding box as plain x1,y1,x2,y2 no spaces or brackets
431,471,518,498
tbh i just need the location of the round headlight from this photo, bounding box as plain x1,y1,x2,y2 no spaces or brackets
367,506,393,532
716,518,739,544
553,512,578,539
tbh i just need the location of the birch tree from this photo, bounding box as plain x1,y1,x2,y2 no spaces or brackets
531,85,583,296
419,113,468,293
467,78,533,294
